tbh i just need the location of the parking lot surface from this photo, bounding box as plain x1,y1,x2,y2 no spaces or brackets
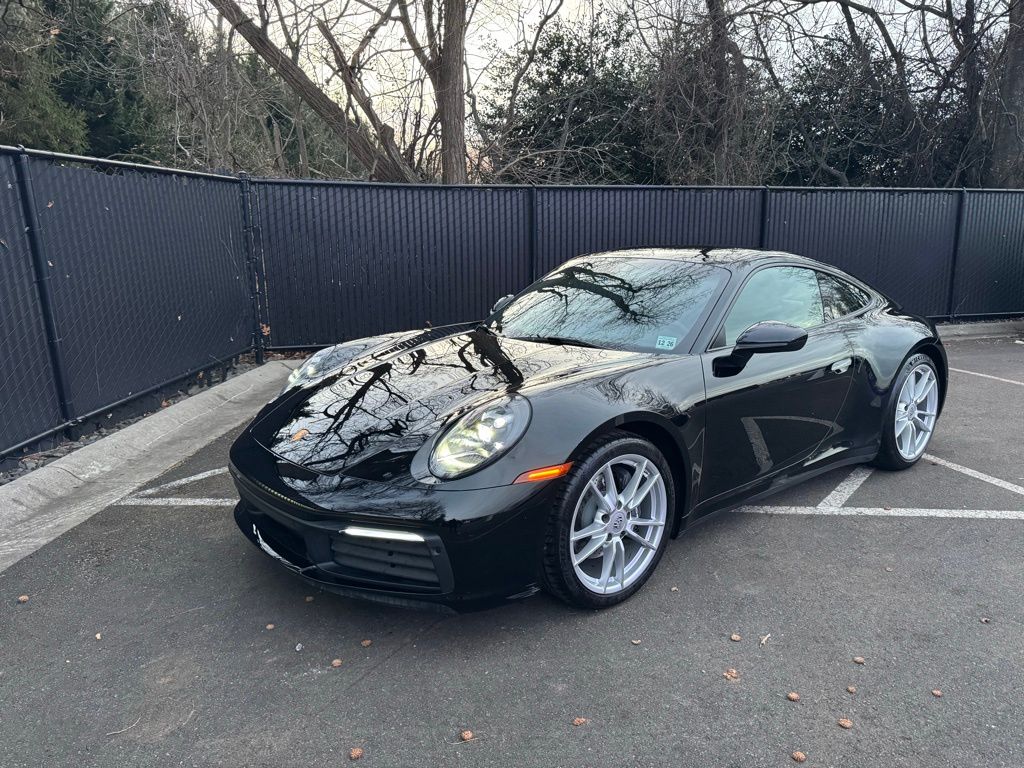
2,337,1022,767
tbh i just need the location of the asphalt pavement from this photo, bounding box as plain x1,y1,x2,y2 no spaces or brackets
2,336,1022,768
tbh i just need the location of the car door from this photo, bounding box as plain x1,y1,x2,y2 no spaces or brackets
697,266,856,507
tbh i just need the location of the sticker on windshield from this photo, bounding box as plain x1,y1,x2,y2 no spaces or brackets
655,335,678,351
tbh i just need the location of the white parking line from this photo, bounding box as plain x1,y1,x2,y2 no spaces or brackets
136,467,230,497
745,505,1024,519
923,454,1024,497
115,497,236,507
818,466,873,508
949,367,1024,387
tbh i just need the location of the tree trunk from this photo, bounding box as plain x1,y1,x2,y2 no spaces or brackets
989,0,1024,187
206,0,418,182
437,0,468,183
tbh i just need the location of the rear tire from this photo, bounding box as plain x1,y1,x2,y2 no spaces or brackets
872,353,940,471
541,431,674,609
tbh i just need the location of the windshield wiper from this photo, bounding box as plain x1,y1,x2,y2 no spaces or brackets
516,335,599,349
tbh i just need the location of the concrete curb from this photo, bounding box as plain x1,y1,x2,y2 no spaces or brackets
0,361,293,573
938,319,1024,340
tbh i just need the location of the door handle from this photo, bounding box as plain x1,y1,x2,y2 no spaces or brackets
830,357,852,374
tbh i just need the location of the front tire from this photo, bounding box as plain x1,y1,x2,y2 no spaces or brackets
541,431,674,608
872,353,941,470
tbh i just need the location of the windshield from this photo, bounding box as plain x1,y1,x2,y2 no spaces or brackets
485,256,728,353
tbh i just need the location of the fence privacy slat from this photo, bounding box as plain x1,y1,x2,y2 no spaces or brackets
1,144,1023,457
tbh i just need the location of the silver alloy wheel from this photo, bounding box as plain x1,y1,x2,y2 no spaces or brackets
894,363,939,461
569,454,667,595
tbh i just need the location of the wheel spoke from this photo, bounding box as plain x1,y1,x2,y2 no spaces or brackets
612,537,626,588
599,542,615,593
629,473,660,510
625,528,656,551
916,375,936,403
630,518,664,529
601,464,618,506
571,520,606,542
621,459,648,506
573,534,607,565
912,416,932,434
587,479,613,513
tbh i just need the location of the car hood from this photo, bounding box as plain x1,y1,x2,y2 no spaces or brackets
257,327,658,475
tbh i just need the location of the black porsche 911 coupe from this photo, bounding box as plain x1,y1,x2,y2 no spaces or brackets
230,248,947,611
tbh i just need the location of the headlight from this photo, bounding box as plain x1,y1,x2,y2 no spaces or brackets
283,347,335,393
429,394,531,479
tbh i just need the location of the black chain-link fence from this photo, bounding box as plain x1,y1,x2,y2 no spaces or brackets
2,144,1023,456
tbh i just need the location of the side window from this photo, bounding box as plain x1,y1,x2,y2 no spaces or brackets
818,273,871,320
719,267,825,347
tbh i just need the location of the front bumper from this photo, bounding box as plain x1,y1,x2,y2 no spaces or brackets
229,431,557,612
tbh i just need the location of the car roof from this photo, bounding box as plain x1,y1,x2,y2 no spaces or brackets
582,247,819,270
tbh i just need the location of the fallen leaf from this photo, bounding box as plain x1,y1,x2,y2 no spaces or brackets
459,729,474,742
838,718,853,729
670,586,679,592
853,656,865,665
630,639,641,646
265,623,275,630
17,595,29,604
331,659,343,668
723,668,739,681
730,633,742,642
95,633,102,640
49,27,60,35
304,596,314,603
160,400,171,408
572,717,588,726
931,689,943,697
787,692,800,702
759,633,771,647
847,685,857,694
349,747,363,760
361,639,372,648
791,751,807,763
47,201,54,208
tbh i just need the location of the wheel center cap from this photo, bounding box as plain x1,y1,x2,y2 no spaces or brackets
609,511,627,534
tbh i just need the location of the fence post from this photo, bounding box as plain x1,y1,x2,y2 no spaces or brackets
13,146,76,427
945,187,967,319
238,172,265,364
527,186,538,280
758,186,770,248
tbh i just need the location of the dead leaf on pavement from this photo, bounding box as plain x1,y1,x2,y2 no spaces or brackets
361,639,372,648
759,634,771,646
17,595,29,604
266,623,275,630
853,656,865,665
95,633,102,640
670,586,679,592
730,633,741,642
786,692,800,702
931,689,943,697
572,717,588,726
331,659,343,668
723,668,739,681
349,747,363,760
791,751,807,763
846,686,857,694
630,639,641,645
459,730,474,742
838,718,853,729
304,595,314,602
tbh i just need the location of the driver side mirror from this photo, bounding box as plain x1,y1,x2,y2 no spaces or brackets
490,294,514,314
713,321,807,377
734,321,808,354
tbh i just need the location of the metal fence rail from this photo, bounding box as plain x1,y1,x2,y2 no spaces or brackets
2,144,1023,457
